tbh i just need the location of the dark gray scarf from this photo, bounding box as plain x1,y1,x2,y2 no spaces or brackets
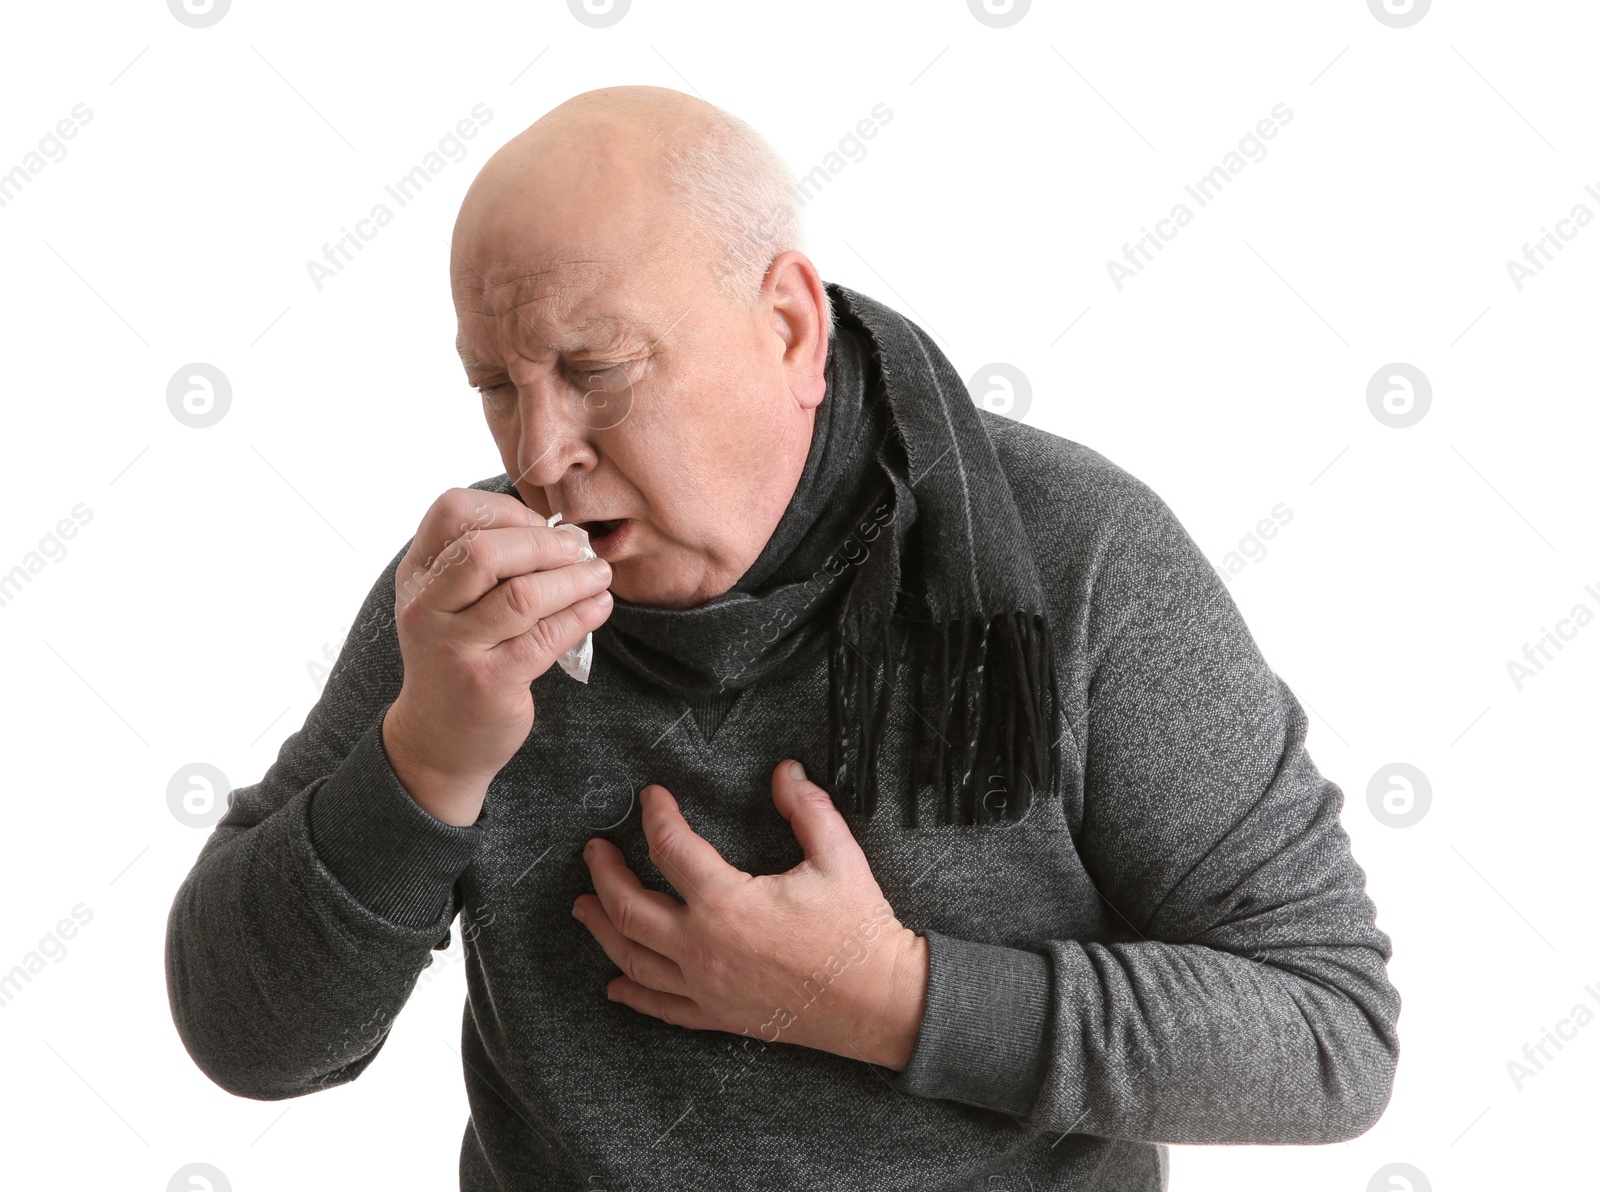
597,282,1061,826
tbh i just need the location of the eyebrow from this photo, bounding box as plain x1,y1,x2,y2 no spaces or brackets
458,314,641,372
543,315,635,353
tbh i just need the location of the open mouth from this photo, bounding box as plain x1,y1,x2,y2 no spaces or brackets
576,518,634,559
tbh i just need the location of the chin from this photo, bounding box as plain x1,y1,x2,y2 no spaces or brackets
612,564,729,611
613,579,698,610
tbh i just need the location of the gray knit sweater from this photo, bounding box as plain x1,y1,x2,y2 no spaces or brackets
164,413,1400,1190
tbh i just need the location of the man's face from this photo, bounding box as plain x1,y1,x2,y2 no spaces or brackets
450,133,824,610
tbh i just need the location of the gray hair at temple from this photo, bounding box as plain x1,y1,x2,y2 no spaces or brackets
660,107,835,330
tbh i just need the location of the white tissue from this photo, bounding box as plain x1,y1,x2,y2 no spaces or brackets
545,512,596,683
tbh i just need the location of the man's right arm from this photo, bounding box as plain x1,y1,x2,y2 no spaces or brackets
165,483,615,1099
163,539,480,1101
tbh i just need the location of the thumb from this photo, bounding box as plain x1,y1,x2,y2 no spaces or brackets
771,759,859,875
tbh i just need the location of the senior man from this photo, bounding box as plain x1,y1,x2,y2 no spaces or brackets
166,86,1400,1190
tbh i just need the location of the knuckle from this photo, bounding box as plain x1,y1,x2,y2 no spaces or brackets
449,529,487,570
800,786,835,811
501,572,541,624
647,828,682,868
525,614,567,660
620,950,648,986
430,488,473,529
394,586,428,628
434,491,496,550
438,486,477,515
707,951,737,992
394,561,428,603
555,558,598,598
611,894,639,938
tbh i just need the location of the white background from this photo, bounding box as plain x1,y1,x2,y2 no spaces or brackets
1,1,1595,1189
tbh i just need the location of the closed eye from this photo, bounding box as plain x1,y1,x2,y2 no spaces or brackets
570,363,630,391
470,360,635,400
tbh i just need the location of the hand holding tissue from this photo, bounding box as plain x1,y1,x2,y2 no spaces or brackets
544,512,596,683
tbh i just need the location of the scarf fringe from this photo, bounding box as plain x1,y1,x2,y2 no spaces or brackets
827,610,1061,827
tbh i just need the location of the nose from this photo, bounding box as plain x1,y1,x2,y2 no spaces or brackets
510,380,598,489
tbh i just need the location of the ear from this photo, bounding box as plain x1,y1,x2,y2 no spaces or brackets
763,250,830,413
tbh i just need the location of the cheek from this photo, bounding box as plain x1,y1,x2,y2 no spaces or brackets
642,362,769,488
625,339,784,555
480,401,520,452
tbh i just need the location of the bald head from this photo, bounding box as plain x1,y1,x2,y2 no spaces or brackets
446,86,836,610
454,85,820,317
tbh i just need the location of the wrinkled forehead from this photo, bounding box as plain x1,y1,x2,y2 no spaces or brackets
450,169,689,348
454,243,703,372
450,116,720,361
454,246,602,321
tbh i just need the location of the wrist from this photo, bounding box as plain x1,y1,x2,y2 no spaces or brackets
868,927,929,1072
381,702,489,827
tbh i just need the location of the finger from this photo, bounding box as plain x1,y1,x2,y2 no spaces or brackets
603,977,721,1034
403,489,541,587
584,837,686,958
460,556,613,649
572,893,687,996
400,524,588,618
406,489,524,562
493,587,613,675
770,760,860,879
640,786,744,904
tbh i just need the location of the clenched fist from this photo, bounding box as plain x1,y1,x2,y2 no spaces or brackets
382,488,613,825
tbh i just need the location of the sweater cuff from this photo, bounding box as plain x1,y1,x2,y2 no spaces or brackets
307,708,482,930
884,929,1051,1118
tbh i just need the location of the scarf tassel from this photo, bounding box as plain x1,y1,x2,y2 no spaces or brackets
827,610,1061,827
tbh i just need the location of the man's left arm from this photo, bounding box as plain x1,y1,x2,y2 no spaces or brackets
884,476,1402,1145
